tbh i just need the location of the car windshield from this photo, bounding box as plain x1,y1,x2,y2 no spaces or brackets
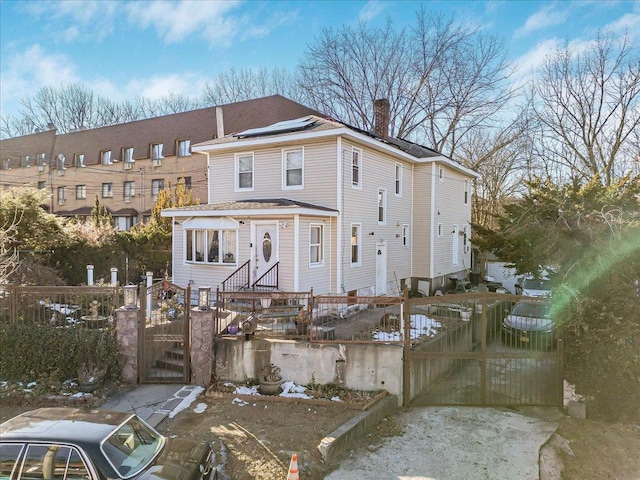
101,416,164,478
522,278,551,291
512,302,550,318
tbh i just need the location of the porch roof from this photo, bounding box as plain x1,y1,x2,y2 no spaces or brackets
161,198,339,218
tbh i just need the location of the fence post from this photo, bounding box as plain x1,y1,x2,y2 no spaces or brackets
402,287,411,407
115,299,139,384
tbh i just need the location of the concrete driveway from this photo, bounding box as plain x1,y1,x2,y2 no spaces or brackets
325,406,560,480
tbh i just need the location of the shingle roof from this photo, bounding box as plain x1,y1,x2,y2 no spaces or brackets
163,198,338,216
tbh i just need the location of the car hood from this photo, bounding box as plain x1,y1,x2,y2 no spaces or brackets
505,314,554,332
137,437,214,480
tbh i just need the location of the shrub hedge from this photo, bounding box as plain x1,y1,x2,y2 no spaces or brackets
0,324,122,385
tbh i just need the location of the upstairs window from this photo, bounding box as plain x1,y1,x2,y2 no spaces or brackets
351,224,361,265
352,148,362,188
21,155,31,168
101,150,112,165
464,179,469,204
378,188,386,224
57,186,66,205
309,224,324,266
124,181,135,202
76,185,86,199
438,166,444,181
177,139,191,157
102,182,114,198
152,179,165,200
437,223,443,237
74,153,85,167
236,153,253,190
123,147,135,163
283,148,303,188
37,153,46,169
151,143,164,160
402,224,410,247
38,180,46,189
395,163,402,196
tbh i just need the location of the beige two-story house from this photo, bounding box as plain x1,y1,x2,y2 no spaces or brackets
162,108,479,296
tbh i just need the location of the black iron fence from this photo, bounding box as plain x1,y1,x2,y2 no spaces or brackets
0,284,120,329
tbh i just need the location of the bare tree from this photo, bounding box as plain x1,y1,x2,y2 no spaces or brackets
531,33,640,186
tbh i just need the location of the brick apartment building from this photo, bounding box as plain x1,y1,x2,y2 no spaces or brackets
0,95,319,230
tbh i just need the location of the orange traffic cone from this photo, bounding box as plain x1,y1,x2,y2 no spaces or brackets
287,453,299,480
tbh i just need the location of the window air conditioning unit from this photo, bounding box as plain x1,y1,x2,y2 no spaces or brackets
124,162,132,170
152,158,162,167
125,196,132,203
57,169,65,176
58,199,65,206
38,164,45,172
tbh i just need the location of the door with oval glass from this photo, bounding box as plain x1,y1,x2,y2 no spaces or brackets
254,222,279,283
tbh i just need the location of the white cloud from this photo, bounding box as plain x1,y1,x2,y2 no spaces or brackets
0,45,78,116
358,1,387,23
126,0,243,46
100,73,206,103
512,38,560,84
514,3,569,38
603,11,640,37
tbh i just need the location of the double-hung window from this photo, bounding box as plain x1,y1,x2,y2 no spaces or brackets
402,225,410,247
378,188,386,224
152,179,164,200
101,150,112,165
57,186,66,205
283,148,303,189
76,185,86,199
236,153,253,190
351,224,361,265
177,139,191,157
309,224,324,266
439,166,444,181
102,182,113,198
21,155,31,168
186,228,237,264
74,153,85,167
123,147,135,167
352,148,362,188
395,163,402,196
464,179,469,204
151,143,164,160
124,181,135,202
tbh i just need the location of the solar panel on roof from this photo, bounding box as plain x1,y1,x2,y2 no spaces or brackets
234,116,316,138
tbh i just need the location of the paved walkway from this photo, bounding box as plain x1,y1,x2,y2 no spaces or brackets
101,384,204,427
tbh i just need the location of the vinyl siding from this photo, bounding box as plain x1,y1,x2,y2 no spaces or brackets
339,139,412,294
209,140,338,208
297,217,332,294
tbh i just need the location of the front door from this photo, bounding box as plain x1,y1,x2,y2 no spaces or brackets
254,222,279,283
375,241,387,295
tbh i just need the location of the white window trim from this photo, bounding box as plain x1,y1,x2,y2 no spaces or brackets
151,143,164,160
76,185,86,199
437,223,443,238
402,224,410,248
282,147,304,190
235,152,254,191
184,228,238,265
378,188,387,225
351,223,361,266
101,150,112,165
395,162,402,197
102,183,113,198
309,223,324,267
351,147,362,190
464,178,469,205
123,147,135,163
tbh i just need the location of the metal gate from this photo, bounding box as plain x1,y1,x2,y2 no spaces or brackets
405,293,564,407
139,280,191,383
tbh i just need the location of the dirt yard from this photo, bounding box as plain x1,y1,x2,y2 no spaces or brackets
2,395,639,479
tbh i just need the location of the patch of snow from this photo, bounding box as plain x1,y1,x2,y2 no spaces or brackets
168,386,204,418
193,402,207,414
331,396,342,402
372,314,442,341
280,381,312,399
234,385,260,396
27,381,37,388
232,397,249,406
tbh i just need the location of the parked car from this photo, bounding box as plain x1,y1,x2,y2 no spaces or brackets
0,407,216,480
514,276,553,297
502,301,555,349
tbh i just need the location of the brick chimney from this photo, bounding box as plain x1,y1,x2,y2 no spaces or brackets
374,98,390,138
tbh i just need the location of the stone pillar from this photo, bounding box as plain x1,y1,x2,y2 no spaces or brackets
190,308,215,386
115,307,139,384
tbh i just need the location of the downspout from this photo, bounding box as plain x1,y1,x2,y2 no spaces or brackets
294,214,300,291
429,162,436,280
336,136,343,294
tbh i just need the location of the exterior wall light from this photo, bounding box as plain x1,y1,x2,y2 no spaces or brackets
123,285,138,309
199,286,211,310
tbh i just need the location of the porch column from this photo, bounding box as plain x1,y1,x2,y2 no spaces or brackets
190,307,215,386
115,306,139,384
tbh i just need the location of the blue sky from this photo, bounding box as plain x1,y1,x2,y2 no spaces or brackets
1,0,639,118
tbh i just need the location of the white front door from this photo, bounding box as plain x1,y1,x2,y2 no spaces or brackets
254,222,279,283
375,241,387,295
452,224,459,266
